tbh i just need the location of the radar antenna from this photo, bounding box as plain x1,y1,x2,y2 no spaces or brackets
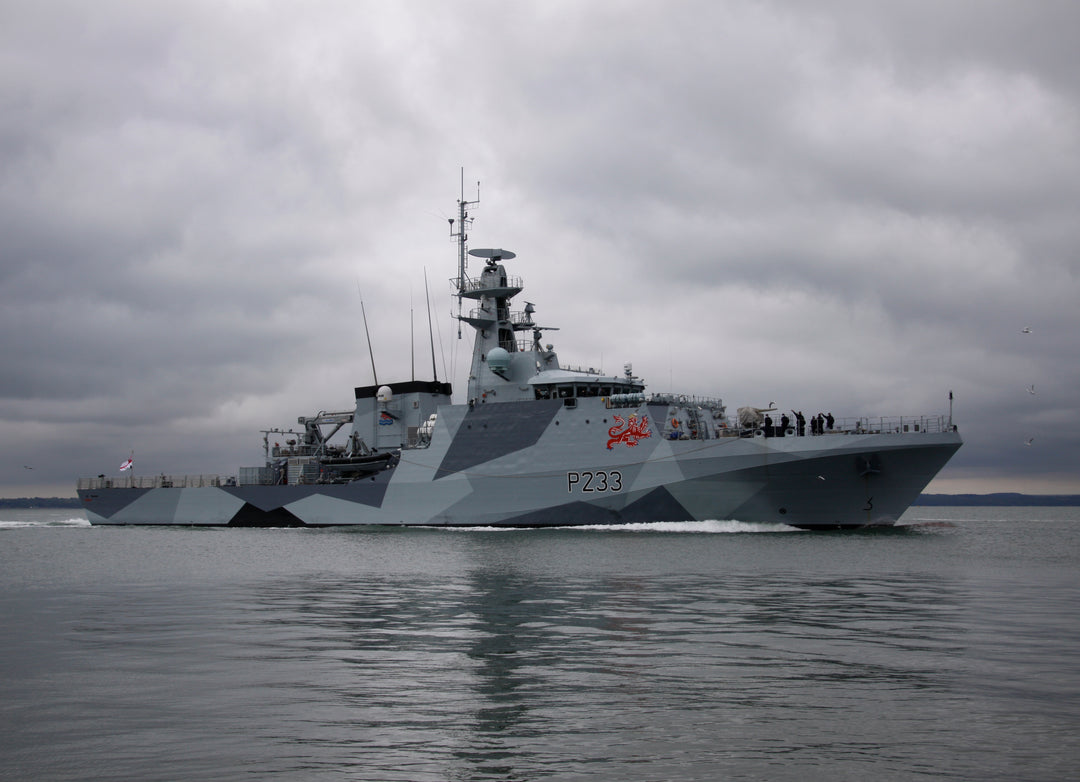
449,169,479,339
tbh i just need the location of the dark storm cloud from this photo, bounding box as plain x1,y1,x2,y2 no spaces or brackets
2,0,1078,496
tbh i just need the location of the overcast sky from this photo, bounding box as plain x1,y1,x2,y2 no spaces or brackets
2,0,1078,498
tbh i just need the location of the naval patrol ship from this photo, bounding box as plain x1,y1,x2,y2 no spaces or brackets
78,188,961,529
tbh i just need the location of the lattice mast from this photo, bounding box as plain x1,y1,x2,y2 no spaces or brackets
449,171,480,339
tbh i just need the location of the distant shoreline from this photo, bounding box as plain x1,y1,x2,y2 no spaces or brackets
4,494,1080,509
2,497,87,509
912,493,1080,507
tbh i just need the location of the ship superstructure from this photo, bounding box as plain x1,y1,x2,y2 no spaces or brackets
77,186,961,529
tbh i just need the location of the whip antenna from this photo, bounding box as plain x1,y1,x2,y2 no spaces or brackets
424,267,438,381
357,280,378,387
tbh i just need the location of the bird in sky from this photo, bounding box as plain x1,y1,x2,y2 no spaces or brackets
1027,385,1036,394
23,465,33,470
1025,438,1035,446
1020,327,1032,334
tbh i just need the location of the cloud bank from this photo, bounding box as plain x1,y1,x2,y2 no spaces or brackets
2,1,1078,496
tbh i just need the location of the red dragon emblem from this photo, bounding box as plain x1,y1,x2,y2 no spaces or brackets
606,415,652,449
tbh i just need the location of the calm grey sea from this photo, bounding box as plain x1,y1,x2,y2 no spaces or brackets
2,507,1079,781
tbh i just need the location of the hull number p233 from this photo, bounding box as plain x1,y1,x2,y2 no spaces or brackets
567,470,623,493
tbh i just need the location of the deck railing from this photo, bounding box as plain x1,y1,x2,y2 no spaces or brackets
455,275,523,295
77,474,235,491
834,415,954,434
77,414,956,490
723,414,955,438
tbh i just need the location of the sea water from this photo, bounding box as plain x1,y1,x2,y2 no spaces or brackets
2,507,1078,781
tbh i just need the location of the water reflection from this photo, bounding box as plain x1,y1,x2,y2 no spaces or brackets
6,519,1080,781
454,569,545,778
235,537,978,780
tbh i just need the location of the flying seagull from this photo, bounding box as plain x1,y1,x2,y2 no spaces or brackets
23,465,33,470
1020,327,1032,334
1025,438,1035,446
1027,385,1036,395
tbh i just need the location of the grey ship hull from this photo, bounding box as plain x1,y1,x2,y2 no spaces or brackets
79,398,961,530
77,187,961,529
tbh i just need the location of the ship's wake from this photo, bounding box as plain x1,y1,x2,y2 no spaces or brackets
574,520,801,533
442,520,801,534
0,517,92,528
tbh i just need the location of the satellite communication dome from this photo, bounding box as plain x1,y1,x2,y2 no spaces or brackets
487,347,511,373
376,385,393,402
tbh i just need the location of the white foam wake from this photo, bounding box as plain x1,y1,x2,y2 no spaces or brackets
0,517,92,528
441,520,799,533
572,520,800,533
